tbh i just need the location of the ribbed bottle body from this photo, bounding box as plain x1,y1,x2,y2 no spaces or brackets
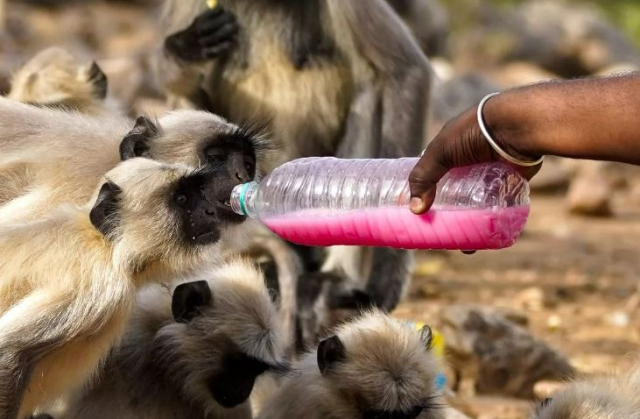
232,158,530,250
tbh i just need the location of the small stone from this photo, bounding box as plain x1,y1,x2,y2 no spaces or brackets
515,287,546,312
546,315,562,331
608,311,630,328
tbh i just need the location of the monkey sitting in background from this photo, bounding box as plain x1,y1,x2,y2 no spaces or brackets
157,0,432,321
0,157,241,419
257,310,445,419
61,260,288,419
533,365,640,419
7,47,118,117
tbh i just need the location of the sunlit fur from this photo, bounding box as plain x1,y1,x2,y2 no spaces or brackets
0,158,225,419
533,365,640,419
0,97,271,224
257,310,445,419
157,0,429,329
62,259,286,419
7,47,118,117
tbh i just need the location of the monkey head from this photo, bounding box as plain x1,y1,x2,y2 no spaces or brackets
8,47,108,112
316,310,445,419
145,261,288,409
532,378,638,419
89,158,240,279
119,112,273,225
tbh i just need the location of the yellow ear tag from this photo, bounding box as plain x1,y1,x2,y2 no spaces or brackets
207,0,218,9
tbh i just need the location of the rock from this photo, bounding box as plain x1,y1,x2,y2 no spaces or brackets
388,0,450,57
546,315,562,332
566,161,624,217
444,407,472,419
451,396,533,419
515,287,546,312
430,73,500,138
456,0,640,78
442,304,575,399
489,61,559,89
534,380,568,400
528,157,575,192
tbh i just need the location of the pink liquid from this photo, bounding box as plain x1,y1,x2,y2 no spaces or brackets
263,206,530,250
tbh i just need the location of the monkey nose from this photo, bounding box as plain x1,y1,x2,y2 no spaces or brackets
235,170,250,183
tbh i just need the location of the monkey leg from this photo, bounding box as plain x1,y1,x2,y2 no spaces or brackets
364,247,415,312
0,289,126,419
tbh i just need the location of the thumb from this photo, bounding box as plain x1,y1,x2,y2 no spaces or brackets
409,154,449,215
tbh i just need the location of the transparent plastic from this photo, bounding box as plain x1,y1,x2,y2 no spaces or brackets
230,157,530,250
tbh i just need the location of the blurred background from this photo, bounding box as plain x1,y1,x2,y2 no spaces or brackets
1,1,639,418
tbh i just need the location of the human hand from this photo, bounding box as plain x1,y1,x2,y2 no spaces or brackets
409,101,542,215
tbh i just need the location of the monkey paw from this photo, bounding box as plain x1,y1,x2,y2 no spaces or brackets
165,7,239,62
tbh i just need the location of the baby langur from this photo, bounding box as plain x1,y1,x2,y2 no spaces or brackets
0,157,238,419
62,260,288,419
258,310,446,419
7,47,116,117
532,365,640,419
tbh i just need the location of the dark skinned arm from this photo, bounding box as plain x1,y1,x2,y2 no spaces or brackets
409,73,640,214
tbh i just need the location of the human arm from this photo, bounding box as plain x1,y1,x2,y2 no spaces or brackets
409,73,640,214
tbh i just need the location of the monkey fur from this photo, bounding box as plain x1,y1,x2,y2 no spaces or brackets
157,0,432,322
61,259,288,419
7,47,117,117
0,156,243,418
257,310,445,419
0,96,298,353
533,364,640,419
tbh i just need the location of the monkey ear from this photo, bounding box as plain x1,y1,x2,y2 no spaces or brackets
119,116,159,161
317,335,346,376
90,181,122,238
172,280,213,323
87,61,108,100
328,289,375,311
419,325,434,350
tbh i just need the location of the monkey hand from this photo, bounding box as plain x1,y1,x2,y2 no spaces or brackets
409,105,541,215
165,7,239,63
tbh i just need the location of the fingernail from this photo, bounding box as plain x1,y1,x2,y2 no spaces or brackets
410,197,424,213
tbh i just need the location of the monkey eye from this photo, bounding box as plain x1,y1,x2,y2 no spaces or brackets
244,157,255,173
175,192,189,206
205,147,226,163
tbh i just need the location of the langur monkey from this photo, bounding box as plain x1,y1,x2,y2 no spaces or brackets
62,260,288,419
0,97,297,352
0,97,270,223
257,310,446,419
533,365,640,419
7,47,118,117
0,157,242,419
157,0,432,317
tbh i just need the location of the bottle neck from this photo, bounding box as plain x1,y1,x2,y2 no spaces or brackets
230,182,259,218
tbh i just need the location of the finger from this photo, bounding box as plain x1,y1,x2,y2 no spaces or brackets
199,22,239,46
196,11,237,35
202,41,235,59
408,150,449,214
195,7,225,24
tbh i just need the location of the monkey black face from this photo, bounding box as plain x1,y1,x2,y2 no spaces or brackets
172,170,235,245
208,351,271,408
199,128,258,225
120,116,260,226
171,281,288,408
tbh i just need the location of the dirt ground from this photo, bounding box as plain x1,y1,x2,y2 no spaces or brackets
396,191,640,418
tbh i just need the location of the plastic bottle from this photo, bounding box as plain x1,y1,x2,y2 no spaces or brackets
230,157,530,251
